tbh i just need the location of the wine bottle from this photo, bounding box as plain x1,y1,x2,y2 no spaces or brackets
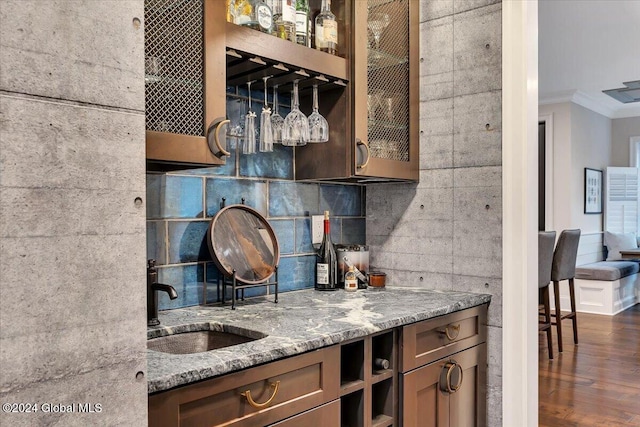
316,211,338,291
295,0,309,46
315,0,337,55
374,358,390,370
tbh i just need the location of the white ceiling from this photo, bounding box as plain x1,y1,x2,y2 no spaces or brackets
539,0,640,119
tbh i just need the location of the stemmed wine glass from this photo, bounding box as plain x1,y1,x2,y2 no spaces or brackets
308,84,329,143
259,76,273,152
282,80,309,146
270,85,284,143
243,81,256,154
368,11,390,50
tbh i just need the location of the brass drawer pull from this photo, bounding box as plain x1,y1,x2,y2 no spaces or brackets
241,381,280,409
441,361,464,393
440,324,460,341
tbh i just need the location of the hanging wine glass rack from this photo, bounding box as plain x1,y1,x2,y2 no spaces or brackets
226,49,348,95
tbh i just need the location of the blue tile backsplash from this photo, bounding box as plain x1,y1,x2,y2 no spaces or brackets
146,91,366,310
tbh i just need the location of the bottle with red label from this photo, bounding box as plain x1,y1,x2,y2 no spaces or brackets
316,211,338,290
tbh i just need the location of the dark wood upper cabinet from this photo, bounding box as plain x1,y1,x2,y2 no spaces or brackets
144,0,418,181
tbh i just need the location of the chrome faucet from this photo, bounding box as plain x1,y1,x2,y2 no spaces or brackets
147,259,178,327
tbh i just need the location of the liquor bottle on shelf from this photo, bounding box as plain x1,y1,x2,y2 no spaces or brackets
316,211,338,291
344,265,358,292
270,0,296,42
315,0,337,55
232,0,273,33
295,0,309,46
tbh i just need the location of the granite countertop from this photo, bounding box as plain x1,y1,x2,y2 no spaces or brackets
147,287,491,394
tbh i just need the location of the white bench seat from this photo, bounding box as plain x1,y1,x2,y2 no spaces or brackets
561,261,640,315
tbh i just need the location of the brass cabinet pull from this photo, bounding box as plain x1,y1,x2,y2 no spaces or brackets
207,117,231,157
241,381,280,409
356,138,370,169
443,361,463,393
440,324,461,341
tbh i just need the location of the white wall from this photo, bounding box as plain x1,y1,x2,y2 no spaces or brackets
539,102,572,232
539,102,612,235
571,103,611,233
611,116,640,166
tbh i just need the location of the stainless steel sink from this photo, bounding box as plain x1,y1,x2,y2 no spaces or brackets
147,329,267,354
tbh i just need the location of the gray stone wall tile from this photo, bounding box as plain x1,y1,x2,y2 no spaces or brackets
0,0,144,111
420,16,453,79
418,168,454,189
420,72,454,101
0,2,146,422
0,95,145,191
1,234,146,335
420,0,454,23
487,384,503,427
453,3,502,96
0,187,145,238
453,184,501,223
454,0,501,14
453,275,502,327
453,165,502,187
420,98,454,135
420,133,454,170
452,221,502,277
406,189,454,220
420,98,454,169
453,91,502,167
0,359,147,426
486,325,503,391
384,270,453,290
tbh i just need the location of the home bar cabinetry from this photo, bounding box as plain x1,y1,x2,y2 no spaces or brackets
148,305,488,426
144,0,418,181
400,305,488,427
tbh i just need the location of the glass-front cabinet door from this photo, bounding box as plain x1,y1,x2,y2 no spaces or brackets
145,0,229,169
353,0,418,181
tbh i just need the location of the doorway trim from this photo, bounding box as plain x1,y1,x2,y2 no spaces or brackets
503,0,538,426
630,136,640,167
539,113,554,230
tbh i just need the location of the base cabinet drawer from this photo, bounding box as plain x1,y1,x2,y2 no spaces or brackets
401,305,488,372
269,400,340,427
149,346,340,427
401,344,487,427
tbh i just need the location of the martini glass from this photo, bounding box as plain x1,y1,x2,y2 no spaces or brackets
368,11,390,50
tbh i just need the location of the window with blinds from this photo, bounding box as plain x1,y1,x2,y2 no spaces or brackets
605,167,640,234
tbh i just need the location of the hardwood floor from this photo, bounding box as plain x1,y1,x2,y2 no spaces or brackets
539,304,640,426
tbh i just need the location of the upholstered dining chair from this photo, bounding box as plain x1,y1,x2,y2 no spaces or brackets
539,231,556,359
551,229,581,353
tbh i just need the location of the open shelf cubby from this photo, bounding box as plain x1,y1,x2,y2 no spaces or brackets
371,378,394,427
340,340,365,391
341,389,365,427
372,331,395,380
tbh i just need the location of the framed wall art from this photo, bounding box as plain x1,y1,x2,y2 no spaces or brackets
584,168,603,214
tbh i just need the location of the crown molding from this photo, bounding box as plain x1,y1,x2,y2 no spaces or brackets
540,90,640,119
